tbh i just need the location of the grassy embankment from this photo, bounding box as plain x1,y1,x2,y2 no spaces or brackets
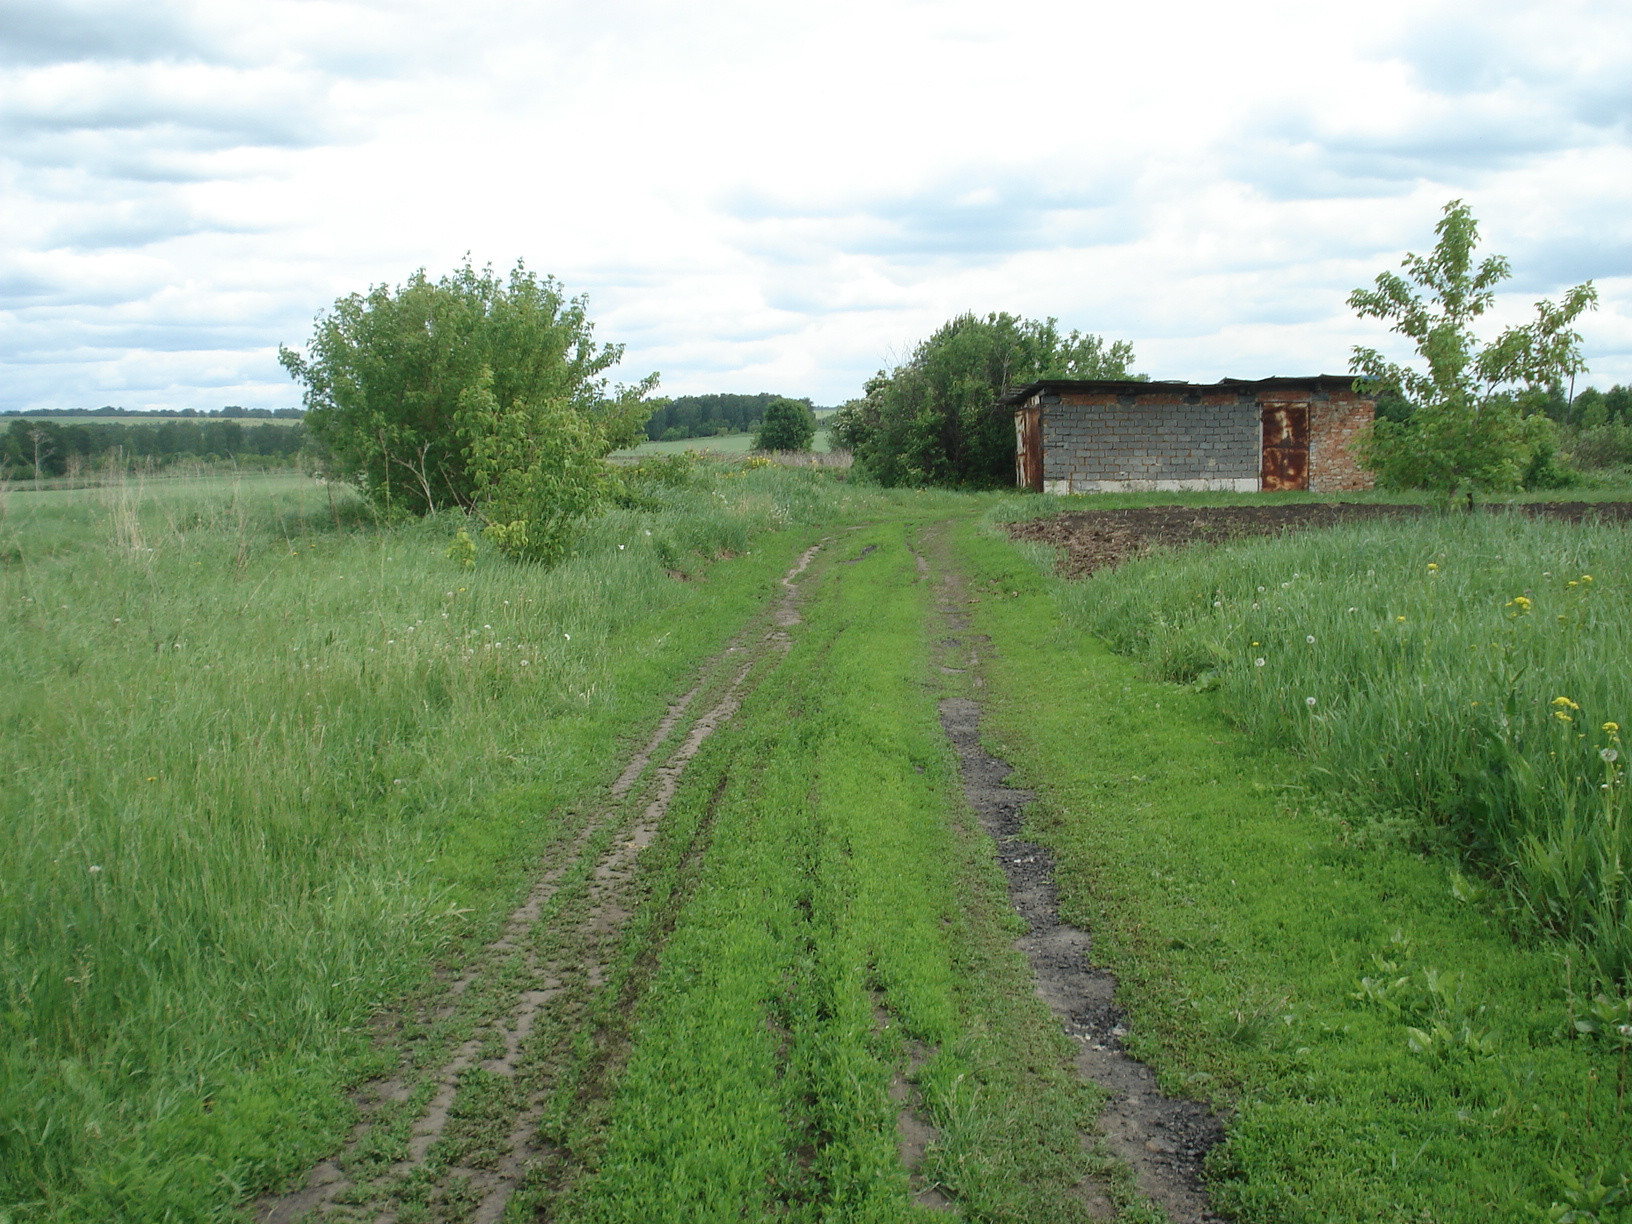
0,465,881,1221
958,505,1632,1221
518,518,1139,1222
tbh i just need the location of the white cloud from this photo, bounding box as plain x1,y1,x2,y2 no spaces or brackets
1,0,1630,412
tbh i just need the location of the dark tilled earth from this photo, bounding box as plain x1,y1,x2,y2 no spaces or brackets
1007,500,1632,579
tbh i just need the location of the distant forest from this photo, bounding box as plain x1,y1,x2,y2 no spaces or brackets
643,393,827,441
2,417,308,478
4,405,305,420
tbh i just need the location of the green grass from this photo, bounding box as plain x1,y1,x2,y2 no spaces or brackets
957,511,1632,1221
0,465,892,1220
534,517,1110,1221
617,427,835,456
1034,508,1632,986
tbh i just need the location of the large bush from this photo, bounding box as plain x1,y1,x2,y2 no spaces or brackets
832,312,1137,487
279,261,655,519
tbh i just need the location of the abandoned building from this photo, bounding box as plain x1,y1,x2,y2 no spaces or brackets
1005,376,1375,494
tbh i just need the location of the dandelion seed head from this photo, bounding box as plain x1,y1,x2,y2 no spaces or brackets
89,865,102,874
1602,748,1620,763
1255,657,1266,668
564,633,570,641
1306,696,1317,707
1306,635,1316,644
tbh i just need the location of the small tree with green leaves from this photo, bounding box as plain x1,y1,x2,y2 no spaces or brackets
752,396,816,452
1349,200,1597,499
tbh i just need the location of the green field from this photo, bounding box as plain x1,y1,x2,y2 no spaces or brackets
618,426,836,456
3,469,1629,1222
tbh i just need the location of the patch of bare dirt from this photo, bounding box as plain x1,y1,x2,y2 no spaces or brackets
1007,500,1632,579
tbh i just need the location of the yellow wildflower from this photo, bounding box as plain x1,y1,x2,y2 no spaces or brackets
1553,696,1580,710
1555,711,1574,723
1427,563,1439,571
1606,722,1621,734
1507,595,1532,611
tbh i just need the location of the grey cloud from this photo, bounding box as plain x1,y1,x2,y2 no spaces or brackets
1395,13,1632,131
1,91,333,152
724,177,1136,265
0,0,208,66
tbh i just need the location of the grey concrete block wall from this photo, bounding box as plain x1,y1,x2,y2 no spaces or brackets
1041,396,1259,484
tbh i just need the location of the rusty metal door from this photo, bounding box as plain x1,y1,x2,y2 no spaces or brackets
1015,406,1043,491
1260,403,1309,491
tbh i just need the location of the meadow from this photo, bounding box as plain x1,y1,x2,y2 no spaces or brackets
1037,508,1632,985
617,426,835,456
962,508,1632,1220
5,466,1632,1222
0,465,893,1219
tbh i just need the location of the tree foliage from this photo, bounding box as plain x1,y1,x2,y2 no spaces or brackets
752,396,816,451
279,261,655,519
1349,201,1597,496
831,312,1137,487
642,392,818,441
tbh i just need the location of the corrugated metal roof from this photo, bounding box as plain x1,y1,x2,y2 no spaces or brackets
999,375,1361,406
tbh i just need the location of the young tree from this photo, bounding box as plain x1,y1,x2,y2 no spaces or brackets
832,312,1137,486
752,396,816,451
1349,200,1597,498
279,260,655,516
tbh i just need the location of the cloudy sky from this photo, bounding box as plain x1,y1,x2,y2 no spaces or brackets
2,0,1629,412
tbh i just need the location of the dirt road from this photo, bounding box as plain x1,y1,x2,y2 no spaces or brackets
258,520,1217,1223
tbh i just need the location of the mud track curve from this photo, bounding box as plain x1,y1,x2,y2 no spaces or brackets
255,542,824,1224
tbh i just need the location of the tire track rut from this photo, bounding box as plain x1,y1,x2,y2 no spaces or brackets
924,521,1225,1224
256,542,824,1224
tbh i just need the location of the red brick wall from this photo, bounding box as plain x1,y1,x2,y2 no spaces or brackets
1308,392,1374,492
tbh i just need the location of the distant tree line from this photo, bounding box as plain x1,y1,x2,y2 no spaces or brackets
642,393,823,441
1,418,308,479
1,405,305,419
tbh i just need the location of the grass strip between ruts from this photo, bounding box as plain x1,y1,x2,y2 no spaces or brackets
953,514,1631,1222
552,517,1115,1222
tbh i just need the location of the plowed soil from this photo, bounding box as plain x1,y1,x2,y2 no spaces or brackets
1007,501,1632,578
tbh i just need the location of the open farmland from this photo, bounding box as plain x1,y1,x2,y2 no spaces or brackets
3,471,1631,1222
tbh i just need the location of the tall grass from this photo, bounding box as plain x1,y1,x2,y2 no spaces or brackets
0,464,884,1219
1041,510,1632,985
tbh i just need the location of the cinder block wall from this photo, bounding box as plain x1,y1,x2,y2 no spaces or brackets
1308,392,1374,491
1042,391,1259,487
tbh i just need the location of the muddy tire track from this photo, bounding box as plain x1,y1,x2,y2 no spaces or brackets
924,522,1225,1224
255,542,825,1224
